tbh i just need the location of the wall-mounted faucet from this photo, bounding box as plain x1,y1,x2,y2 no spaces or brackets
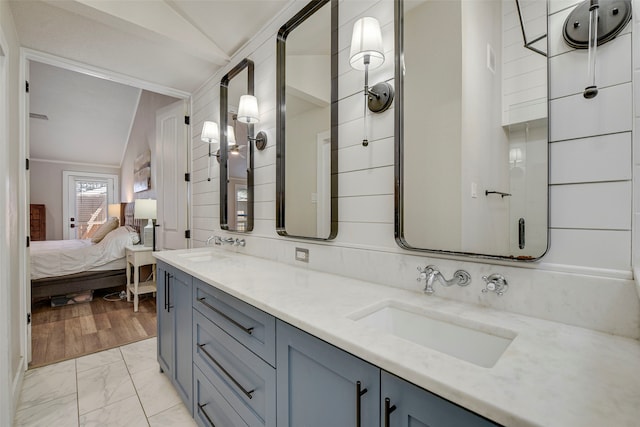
206,235,223,246
417,265,471,295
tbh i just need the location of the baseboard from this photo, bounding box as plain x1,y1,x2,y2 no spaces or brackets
11,354,25,417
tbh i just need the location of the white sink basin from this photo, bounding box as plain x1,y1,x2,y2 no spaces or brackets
350,301,515,368
176,251,223,263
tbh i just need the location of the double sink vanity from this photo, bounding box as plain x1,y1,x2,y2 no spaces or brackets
154,247,640,427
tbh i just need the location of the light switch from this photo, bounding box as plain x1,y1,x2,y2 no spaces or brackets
471,182,478,198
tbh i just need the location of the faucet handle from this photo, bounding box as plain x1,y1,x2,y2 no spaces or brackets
482,274,508,296
416,266,427,282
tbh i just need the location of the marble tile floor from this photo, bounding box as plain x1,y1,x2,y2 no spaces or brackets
14,337,197,427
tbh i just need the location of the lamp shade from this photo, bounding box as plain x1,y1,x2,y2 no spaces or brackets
201,121,219,144
134,199,156,220
237,95,260,124
107,203,120,219
349,17,385,71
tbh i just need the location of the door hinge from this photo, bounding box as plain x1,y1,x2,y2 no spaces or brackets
27,313,31,324
26,158,29,170
184,173,191,182
25,81,29,93
26,236,30,248
184,116,190,125
185,230,191,239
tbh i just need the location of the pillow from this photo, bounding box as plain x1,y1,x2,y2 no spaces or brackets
91,217,119,243
125,226,141,244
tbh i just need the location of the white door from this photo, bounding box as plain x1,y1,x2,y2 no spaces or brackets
156,100,189,250
62,172,118,240
24,59,31,364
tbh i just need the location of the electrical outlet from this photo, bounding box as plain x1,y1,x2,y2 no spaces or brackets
295,247,309,262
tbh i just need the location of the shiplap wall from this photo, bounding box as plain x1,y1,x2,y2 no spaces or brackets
190,0,640,339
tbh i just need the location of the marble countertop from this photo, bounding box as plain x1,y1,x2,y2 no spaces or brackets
155,247,640,427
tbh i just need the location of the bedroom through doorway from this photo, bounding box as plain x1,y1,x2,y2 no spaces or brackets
24,54,189,368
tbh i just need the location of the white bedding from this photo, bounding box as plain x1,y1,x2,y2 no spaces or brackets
30,226,136,280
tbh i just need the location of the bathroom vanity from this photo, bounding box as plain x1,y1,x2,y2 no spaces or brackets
154,248,640,427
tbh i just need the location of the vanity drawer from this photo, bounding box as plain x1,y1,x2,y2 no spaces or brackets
193,364,248,427
193,309,276,427
193,278,275,366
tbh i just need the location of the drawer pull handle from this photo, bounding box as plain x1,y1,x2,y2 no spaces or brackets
356,381,368,427
197,402,216,427
197,343,255,399
197,297,254,335
384,398,396,427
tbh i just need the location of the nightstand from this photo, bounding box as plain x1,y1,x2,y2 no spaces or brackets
125,245,157,312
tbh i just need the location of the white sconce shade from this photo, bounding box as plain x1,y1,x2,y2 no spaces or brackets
227,125,237,146
201,121,220,144
237,95,260,124
349,17,385,71
107,203,120,219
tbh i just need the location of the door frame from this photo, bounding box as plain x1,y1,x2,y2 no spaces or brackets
19,48,192,367
62,171,119,240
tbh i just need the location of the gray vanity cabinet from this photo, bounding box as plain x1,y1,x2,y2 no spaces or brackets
276,320,380,427
156,264,501,427
381,371,499,427
192,278,276,427
156,261,193,412
276,319,501,427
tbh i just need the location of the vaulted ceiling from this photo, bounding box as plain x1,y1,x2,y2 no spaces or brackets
10,0,289,92
9,0,289,166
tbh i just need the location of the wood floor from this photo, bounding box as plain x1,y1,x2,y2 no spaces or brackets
30,287,157,368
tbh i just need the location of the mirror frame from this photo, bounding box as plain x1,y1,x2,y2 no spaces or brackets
220,58,255,232
393,0,550,261
275,0,338,240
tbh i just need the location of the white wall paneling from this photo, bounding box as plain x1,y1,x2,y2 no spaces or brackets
550,133,632,184
550,181,632,229
188,0,640,339
550,83,632,141
550,34,631,99
544,228,631,272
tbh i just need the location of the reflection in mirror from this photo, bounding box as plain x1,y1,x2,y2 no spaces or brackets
220,59,254,232
395,0,548,260
276,0,337,240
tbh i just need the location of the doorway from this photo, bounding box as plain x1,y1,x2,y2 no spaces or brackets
22,50,191,367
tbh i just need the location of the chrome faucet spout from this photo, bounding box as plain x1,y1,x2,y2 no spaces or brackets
417,265,471,295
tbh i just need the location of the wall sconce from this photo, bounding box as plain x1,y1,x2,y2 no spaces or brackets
562,0,631,99
349,16,394,147
237,94,268,150
201,120,220,181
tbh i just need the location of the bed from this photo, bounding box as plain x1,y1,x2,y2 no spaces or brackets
30,202,144,300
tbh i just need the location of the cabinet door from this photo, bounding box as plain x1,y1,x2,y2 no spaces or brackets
277,320,380,427
172,269,193,410
381,371,500,427
156,263,174,375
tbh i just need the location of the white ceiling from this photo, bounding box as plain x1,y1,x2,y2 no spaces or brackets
10,0,290,166
10,0,289,93
29,61,142,166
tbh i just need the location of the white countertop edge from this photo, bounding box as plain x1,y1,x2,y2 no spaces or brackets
154,248,640,427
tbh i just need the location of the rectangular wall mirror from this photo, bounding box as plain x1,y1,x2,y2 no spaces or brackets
395,0,548,260
220,59,254,232
276,0,338,240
